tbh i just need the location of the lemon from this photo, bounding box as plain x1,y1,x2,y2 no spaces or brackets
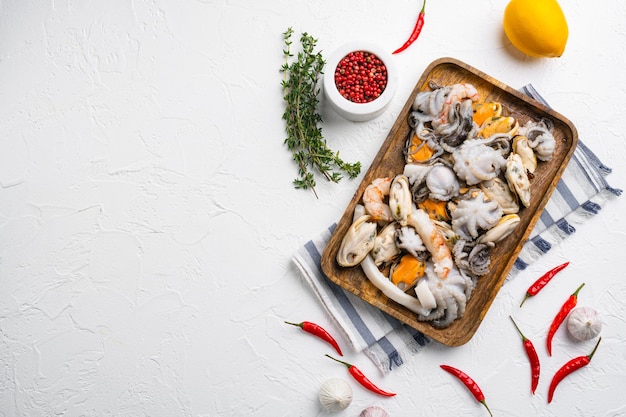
503,0,569,58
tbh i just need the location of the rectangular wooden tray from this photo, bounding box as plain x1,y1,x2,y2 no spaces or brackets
321,57,578,346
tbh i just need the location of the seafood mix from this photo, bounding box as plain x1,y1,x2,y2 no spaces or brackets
336,82,557,329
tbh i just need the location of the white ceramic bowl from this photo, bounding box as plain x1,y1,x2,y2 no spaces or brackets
323,41,398,122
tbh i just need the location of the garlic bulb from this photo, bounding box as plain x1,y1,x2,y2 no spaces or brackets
567,306,602,341
319,378,353,412
360,405,390,417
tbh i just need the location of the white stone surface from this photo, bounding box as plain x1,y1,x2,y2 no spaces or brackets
1,1,625,416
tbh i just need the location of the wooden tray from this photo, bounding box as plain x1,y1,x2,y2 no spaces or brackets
321,57,578,346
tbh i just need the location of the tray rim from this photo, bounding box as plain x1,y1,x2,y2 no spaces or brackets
321,57,579,346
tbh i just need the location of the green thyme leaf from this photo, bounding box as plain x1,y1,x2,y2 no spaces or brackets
280,27,361,197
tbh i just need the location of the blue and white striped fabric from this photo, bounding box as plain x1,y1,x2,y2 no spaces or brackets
292,85,621,373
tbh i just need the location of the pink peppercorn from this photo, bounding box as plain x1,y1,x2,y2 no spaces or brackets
334,51,387,104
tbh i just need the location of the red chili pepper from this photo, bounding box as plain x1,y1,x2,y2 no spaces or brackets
520,261,569,307
392,0,426,54
548,337,601,403
546,283,584,356
510,316,540,394
285,321,343,356
325,354,396,397
440,365,492,416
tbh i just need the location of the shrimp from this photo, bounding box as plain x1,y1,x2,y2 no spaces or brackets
407,208,453,279
435,83,480,127
447,83,480,103
363,177,393,222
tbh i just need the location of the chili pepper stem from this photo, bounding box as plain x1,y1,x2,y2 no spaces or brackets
509,316,527,341
572,282,585,297
587,337,602,360
325,354,351,368
519,294,531,308
481,400,493,417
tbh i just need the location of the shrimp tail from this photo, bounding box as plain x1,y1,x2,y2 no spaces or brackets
363,177,393,222
407,208,453,279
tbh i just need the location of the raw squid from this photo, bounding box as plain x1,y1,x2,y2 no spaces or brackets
360,255,432,316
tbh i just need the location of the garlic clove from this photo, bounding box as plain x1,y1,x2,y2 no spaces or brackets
360,405,390,417
319,378,353,412
567,306,602,341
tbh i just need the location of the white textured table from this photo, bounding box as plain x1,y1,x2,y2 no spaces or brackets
1,1,625,416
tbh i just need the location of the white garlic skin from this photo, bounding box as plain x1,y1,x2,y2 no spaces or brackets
360,405,390,417
318,378,353,412
567,306,602,341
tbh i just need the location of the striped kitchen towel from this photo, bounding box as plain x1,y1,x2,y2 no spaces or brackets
292,85,621,373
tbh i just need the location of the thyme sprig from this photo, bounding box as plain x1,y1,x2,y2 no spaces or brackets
281,27,361,197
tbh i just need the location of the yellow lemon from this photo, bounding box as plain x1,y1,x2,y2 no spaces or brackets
503,0,569,58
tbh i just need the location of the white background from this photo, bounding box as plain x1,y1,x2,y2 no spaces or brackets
1,0,625,416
